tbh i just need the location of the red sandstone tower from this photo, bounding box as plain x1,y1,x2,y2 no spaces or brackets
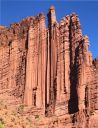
0,6,98,128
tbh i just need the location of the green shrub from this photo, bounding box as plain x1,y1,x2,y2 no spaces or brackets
0,122,4,128
17,104,24,113
35,115,39,119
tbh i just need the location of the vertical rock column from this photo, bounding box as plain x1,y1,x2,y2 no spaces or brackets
59,20,65,101
47,29,50,105
78,36,91,110
56,24,61,102
47,6,57,114
82,36,93,113
35,16,42,108
76,36,92,128
32,18,40,107
24,25,34,106
83,36,92,112
9,37,19,88
36,14,47,109
24,14,47,109
55,16,70,115
64,16,71,102
58,16,70,103
70,13,82,65
77,43,86,110
68,13,82,114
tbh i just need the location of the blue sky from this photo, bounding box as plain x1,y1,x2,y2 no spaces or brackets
0,0,98,59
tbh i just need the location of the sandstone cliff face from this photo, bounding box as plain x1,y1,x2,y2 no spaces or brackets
0,6,98,128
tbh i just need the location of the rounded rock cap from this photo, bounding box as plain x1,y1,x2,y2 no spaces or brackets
38,13,45,20
39,13,45,18
49,5,55,10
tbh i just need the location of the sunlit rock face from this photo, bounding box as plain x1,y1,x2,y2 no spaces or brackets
0,6,98,128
